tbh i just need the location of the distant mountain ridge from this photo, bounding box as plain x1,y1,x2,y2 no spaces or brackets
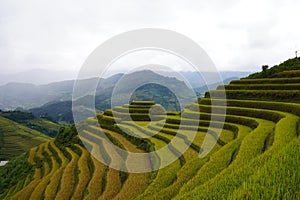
0,70,250,111
0,74,122,110
29,70,194,122
0,69,77,86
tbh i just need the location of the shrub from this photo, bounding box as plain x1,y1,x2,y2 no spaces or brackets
0,152,33,194
205,90,300,102
218,83,300,90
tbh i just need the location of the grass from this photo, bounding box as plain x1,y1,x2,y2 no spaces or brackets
136,149,181,200
71,145,91,200
78,126,124,199
218,83,300,90
105,131,151,199
149,154,207,199
2,84,300,200
166,112,259,130
44,141,69,200
175,110,299,199
117,123,182,200
0,110,60,137
84,157,107,200
55,147,79,200
148,132,222,200
206,90,300,102
157,100,278,198
28,147,37,165
200,97,300,116
231,77,300,84
230,134,300,199
103,103,165,122
0,152,33,199
11,179,25,197
120,116,250,199
30,142,59,200
100,168,122,199
150,141,223,200
2,184,17,200
148,123,233,148
10,167,42,200
104,129,151,200
273,69,300,78
35,144,45,177
131,101,155,105
178,125,251,195
187,103,284,122
0,116,49,160
108,109,155,121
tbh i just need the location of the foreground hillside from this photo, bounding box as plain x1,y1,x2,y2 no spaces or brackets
1,59,300,199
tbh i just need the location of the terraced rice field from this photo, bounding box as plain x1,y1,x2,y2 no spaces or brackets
0,116,50,160
1,72,300,199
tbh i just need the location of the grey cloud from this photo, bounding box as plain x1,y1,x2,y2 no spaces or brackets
0,0,299,74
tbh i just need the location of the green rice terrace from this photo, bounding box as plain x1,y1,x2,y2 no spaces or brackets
1,58,300,199
0,116,50,160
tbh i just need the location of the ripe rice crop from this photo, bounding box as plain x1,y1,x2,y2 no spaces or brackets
55,148,79,200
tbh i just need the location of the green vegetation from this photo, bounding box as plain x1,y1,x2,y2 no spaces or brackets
54,125,83,149
130,84,180,111
1,58,300,199
0,110,60,137
247,57,300,78
0,152,33,195
0,116,50,160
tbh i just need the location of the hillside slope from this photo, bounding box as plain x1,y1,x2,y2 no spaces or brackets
247,57,300,79
0,59,300,199
0,116,50,161
0,110,60,137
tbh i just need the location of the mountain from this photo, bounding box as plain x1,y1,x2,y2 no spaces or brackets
28,71,248,123
104,70,194,107
0,69,77,86
154,71,251,88
0,58,299,199
0,69,251,88
0,70,249,111
29,70,195,123
193,77,239,97
0,81,71,110
0,74,122,110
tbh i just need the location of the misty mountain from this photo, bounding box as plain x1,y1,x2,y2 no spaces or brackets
157,71,251,88
29,70,195,122
0,69,249,113
0,69,251,87
194,77,240,97
0,74,122,110
0,69,78,86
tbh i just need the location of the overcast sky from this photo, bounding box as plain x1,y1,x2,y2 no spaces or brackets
0,0,300,75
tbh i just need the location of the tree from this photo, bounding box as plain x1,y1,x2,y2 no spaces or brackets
262,65,269,72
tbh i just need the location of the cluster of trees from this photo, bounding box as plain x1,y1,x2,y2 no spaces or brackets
54,125,83,150
247,57,300,79
0,153,33,194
